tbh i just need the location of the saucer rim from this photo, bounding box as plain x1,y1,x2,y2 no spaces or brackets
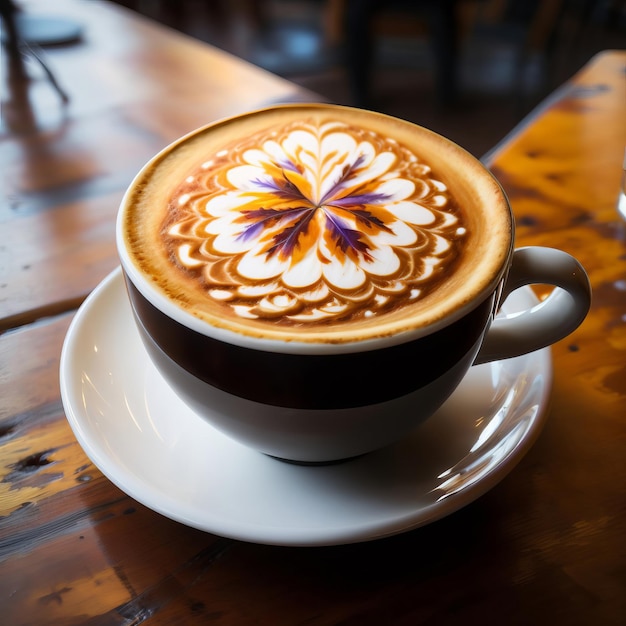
60,267,552,546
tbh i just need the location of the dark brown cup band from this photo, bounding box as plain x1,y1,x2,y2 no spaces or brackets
125,277,495,410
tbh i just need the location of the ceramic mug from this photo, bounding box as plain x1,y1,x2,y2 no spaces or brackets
116,104,591,463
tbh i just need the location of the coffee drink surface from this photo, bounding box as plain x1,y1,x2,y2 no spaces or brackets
121,105,511,345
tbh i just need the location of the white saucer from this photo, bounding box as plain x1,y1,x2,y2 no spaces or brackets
60,268,552,547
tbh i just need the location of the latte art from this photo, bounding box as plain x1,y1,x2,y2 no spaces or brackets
164,119,466,324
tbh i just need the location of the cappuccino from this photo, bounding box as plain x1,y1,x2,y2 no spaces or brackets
116,104,590,455
121,105,511,346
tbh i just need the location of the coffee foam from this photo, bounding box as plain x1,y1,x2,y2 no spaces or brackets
120,105,512,345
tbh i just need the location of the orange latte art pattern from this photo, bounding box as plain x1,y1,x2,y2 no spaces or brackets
164,119,466,323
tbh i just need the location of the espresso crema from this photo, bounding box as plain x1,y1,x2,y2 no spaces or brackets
121,105,511,344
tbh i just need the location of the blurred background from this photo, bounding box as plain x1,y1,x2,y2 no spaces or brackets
21,1,626,157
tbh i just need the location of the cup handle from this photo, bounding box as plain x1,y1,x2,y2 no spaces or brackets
474,246,591,365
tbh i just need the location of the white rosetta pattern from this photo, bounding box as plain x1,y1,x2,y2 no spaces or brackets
165,119,465,323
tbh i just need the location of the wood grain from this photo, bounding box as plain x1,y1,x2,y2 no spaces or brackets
0,0,322,331
0,1,624,621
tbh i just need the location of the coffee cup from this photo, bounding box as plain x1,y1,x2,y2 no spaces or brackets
116,104,590,463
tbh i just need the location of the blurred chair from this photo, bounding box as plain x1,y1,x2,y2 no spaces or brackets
342,0,461,108
466,0,569,108
340,0,571,110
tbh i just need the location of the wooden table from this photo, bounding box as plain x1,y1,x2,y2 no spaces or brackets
1,0,624,621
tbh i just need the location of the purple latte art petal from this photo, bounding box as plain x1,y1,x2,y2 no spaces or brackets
235,222,264,243
350,208,393,233
266,210,316,259
319,154,367,204
278,158,301,174
249,176,279,192
324,210,373,260
236,206,312,243
250,176,308,203
235,220,266,242
329,191,392,207
235,207,282,241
